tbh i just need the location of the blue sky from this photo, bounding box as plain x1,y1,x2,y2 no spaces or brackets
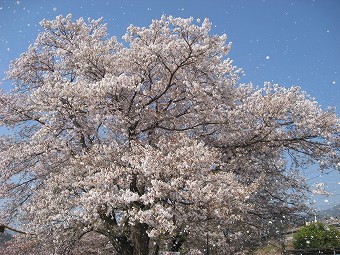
0,0,339,210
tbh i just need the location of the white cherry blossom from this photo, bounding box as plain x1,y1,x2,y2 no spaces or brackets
0,15,339,255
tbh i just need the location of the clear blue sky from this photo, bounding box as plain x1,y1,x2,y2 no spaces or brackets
0,0,339,210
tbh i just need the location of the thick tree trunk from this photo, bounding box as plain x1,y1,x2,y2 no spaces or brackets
170,233,187,252
110,235,133,255
132,223,150,255
153,243,160,255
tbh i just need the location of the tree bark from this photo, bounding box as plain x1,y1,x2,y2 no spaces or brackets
132,223,150,255
170,233,187,252
110,235,133,255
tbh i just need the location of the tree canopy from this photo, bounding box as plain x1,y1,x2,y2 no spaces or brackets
0,15,339,255
293,222,340,249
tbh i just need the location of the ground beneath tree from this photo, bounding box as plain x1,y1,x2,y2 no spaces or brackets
251,242,282,255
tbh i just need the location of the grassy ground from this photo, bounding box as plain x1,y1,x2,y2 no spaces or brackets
250,235,296,255
250,243,282,255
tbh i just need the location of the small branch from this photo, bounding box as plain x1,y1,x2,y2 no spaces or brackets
0,223,33,235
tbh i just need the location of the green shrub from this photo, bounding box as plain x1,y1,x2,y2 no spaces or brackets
293,222,340,249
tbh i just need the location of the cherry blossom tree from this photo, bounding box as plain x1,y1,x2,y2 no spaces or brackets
0,15,339,255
